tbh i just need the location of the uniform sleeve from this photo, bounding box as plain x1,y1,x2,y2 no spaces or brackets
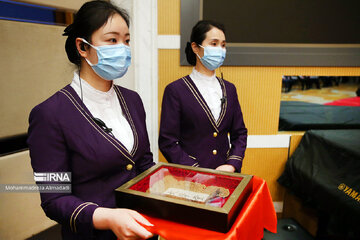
133,93,155,173
226,85,248,172
27,104,99,238
159,85,200,167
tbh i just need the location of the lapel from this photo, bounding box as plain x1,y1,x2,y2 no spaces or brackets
182,75,227,133
59,85,137,164
113,85,139,156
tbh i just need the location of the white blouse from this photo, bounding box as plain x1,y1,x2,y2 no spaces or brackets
189,68,223,121
70,72,134,151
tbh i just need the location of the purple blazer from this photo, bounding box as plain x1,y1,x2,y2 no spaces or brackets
28,85,154,240
159,75,247,172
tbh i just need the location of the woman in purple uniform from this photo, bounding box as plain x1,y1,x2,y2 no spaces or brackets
28,1,156,239
159,20,248,173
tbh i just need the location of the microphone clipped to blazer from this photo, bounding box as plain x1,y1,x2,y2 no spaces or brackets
221,96,227,107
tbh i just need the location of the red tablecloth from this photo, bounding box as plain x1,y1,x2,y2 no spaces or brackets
141,176,277,240
324,96,360,106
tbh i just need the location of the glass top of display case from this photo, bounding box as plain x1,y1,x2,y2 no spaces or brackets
124,164,247,208
115,163,253,232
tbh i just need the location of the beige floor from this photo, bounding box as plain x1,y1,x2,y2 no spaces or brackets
281,82,358,104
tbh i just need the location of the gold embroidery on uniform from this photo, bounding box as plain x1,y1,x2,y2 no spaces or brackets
114,86,139,156
73,202,99,233
226,148,230,157
60,89,135,164
227,155,243,161
184,78,217,124
191,162,199,167
61,89,133,158
184,76,228,129
188,155,196,160
70,202,88,232
216,77,227,126
182,78,219,132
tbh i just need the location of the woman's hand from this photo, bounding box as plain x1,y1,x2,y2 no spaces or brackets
93,207,154,240
215,164,236,172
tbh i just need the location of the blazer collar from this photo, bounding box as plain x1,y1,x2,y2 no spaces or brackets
182,75,227,132
60,85,138,162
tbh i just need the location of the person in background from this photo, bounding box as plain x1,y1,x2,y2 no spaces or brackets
159,20,248,173
28,1,156,239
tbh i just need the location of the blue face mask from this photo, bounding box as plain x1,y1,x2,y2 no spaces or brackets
81,39,131,80
197,45,226,71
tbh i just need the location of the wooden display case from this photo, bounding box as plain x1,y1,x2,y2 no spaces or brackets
115,163,253,232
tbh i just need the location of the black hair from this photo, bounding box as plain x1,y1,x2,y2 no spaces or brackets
185,20,225,66
356,87,360,97
63,0,130,66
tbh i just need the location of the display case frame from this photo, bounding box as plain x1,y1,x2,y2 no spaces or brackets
115,162,253,232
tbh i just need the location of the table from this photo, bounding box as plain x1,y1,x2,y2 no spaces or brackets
279,101,360,131
324,96,360,107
